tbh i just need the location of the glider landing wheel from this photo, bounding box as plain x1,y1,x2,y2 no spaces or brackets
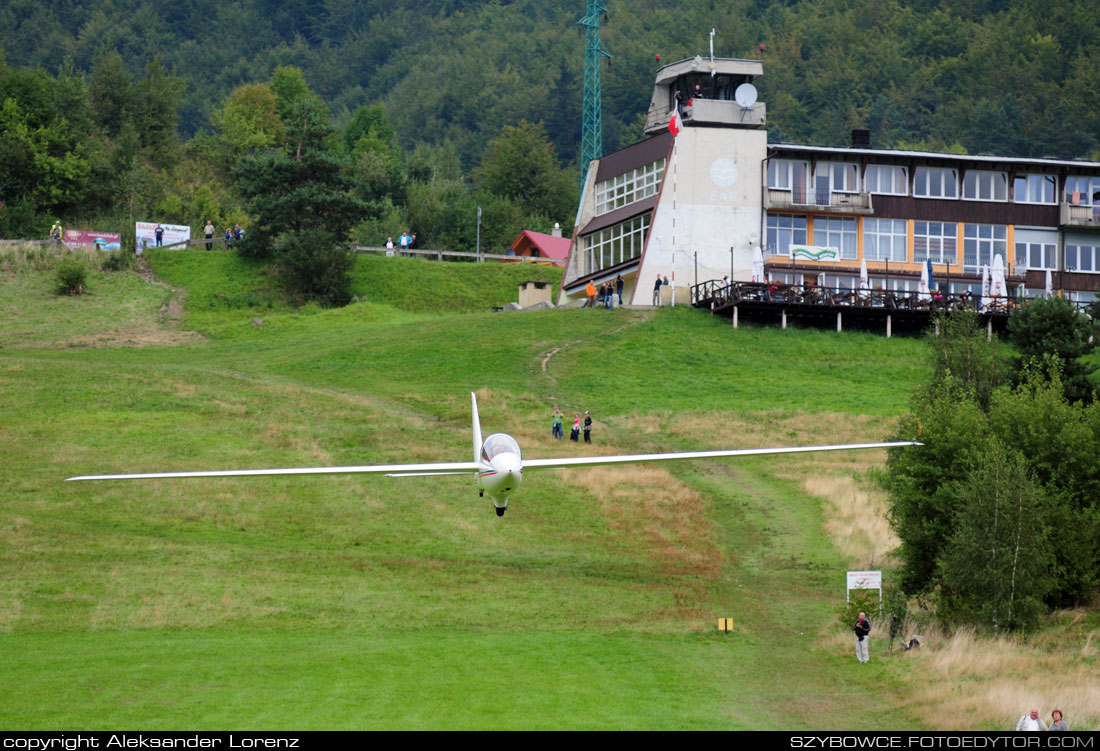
495,507,506,517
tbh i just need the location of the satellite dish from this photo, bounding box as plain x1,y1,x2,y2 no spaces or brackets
735,83,758,108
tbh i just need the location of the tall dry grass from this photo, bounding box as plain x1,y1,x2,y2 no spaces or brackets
0,242,100,272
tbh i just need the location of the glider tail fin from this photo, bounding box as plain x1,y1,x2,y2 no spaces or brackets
471,391,483,464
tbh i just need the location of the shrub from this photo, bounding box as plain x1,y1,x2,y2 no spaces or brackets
55,259,88,295
100,251,136,272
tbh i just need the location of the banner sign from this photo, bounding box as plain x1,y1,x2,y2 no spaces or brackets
791,245,839,261
63,229,122,251
846,570,883,612
136,221,191,253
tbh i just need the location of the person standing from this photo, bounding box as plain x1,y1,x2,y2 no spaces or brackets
154,224,165,247
570,413,581,442
234,224,243,244
224,227,233,249
585,280,597,308
616,274,624,306
1048,710,1068,731
605,283,614,310
50,220,64,242
1016,708,1047,731
583,411,592,443
552,407,564,440
853,611,871,663
203,220,214,251
399,231,411,256
409,233,418,250
653,276,662,306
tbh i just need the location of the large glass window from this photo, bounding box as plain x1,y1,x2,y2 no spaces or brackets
1014,174,1056,204
1066,245,1100,273
913,222,958,265
863,218,907,262
963,224,1007,271
766,214,807,255
582,212,650,275
865,165,908,195
1064,176,1100,206
1016,241,1057,270
816,162,859,193
594,159,665,215
767,159,810,192
962,170,1008,201
815,217,858,260
913,166,958,199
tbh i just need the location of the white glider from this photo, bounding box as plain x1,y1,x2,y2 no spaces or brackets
68,393,921,516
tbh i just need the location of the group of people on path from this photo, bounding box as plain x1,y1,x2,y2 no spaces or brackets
202,221,243,250
854,612,1073,731
652,275,670,305
551,407,592,443
584,275,624,309
384,231,417,255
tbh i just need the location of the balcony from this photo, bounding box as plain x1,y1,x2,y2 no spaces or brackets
644,100,766,133
1060,201,1100,230
765,188,874,215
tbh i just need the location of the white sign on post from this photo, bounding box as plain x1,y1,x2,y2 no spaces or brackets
846,570,883,615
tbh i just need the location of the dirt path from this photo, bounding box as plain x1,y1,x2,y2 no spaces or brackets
537,312,652,398
135,256,191,332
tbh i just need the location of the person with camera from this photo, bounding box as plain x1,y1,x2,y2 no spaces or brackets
853,611,872,663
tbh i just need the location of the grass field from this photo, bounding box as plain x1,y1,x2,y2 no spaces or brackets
2,251,1092,730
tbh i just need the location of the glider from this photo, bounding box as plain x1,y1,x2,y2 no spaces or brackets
68,393,921,516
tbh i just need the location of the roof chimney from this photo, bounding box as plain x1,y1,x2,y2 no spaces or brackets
851,129,871,148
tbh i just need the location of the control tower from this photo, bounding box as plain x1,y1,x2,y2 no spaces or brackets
559,55,767,306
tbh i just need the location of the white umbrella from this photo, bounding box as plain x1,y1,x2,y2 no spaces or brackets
751,245,765,284
980,264,991,311
918,259,931,301
991,254,1007,305
859,258,869,300
1045,269,1053,298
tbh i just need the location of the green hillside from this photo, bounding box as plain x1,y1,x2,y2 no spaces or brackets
0,254,936,729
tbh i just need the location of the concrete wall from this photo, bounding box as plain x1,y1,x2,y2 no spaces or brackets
632,127,767,304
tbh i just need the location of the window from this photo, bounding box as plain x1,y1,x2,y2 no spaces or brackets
594,159,665,215
1016,242,1056,271
913,222,957,265
913,166,958,199
767,159,809,192
815,217,858,260
963,224,1007,272
865,165,908,195
1066,245,1100,273
1014,174,1056,204
962,170,1008,201
816,162,859,193
863,218,907,262
582,212,650,275
1064,176,1100,206
766,214,807,255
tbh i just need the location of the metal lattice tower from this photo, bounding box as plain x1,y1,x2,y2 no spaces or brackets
577,1,611,187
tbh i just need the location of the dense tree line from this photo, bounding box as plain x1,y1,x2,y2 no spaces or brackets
5,0,1100,300
887,303,1100,631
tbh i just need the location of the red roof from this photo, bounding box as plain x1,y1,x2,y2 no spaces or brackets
508,230,571,267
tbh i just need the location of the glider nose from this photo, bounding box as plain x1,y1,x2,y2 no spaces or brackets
492,452,523,493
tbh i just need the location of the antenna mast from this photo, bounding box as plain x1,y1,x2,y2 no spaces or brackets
578,0,611,187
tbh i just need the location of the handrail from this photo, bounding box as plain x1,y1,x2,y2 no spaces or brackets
690,279,1085,314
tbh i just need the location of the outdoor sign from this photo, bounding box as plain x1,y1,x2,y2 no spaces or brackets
135,221,191,253
62,230,121,251
791,245,839,261
846,570,883,614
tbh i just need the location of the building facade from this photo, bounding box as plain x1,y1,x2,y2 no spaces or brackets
558,56,1100,305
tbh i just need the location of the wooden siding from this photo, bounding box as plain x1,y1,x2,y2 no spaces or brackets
1028,269,1100,292
872,196,1059,226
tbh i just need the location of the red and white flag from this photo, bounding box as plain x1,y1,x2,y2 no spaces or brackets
669,105,681,136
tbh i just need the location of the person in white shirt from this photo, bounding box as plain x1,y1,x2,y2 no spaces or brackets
1015,708,1047,731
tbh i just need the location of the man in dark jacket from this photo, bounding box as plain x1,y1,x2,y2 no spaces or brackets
853,612,871,663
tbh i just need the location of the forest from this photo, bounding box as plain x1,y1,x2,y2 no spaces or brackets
3,0,1100,254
